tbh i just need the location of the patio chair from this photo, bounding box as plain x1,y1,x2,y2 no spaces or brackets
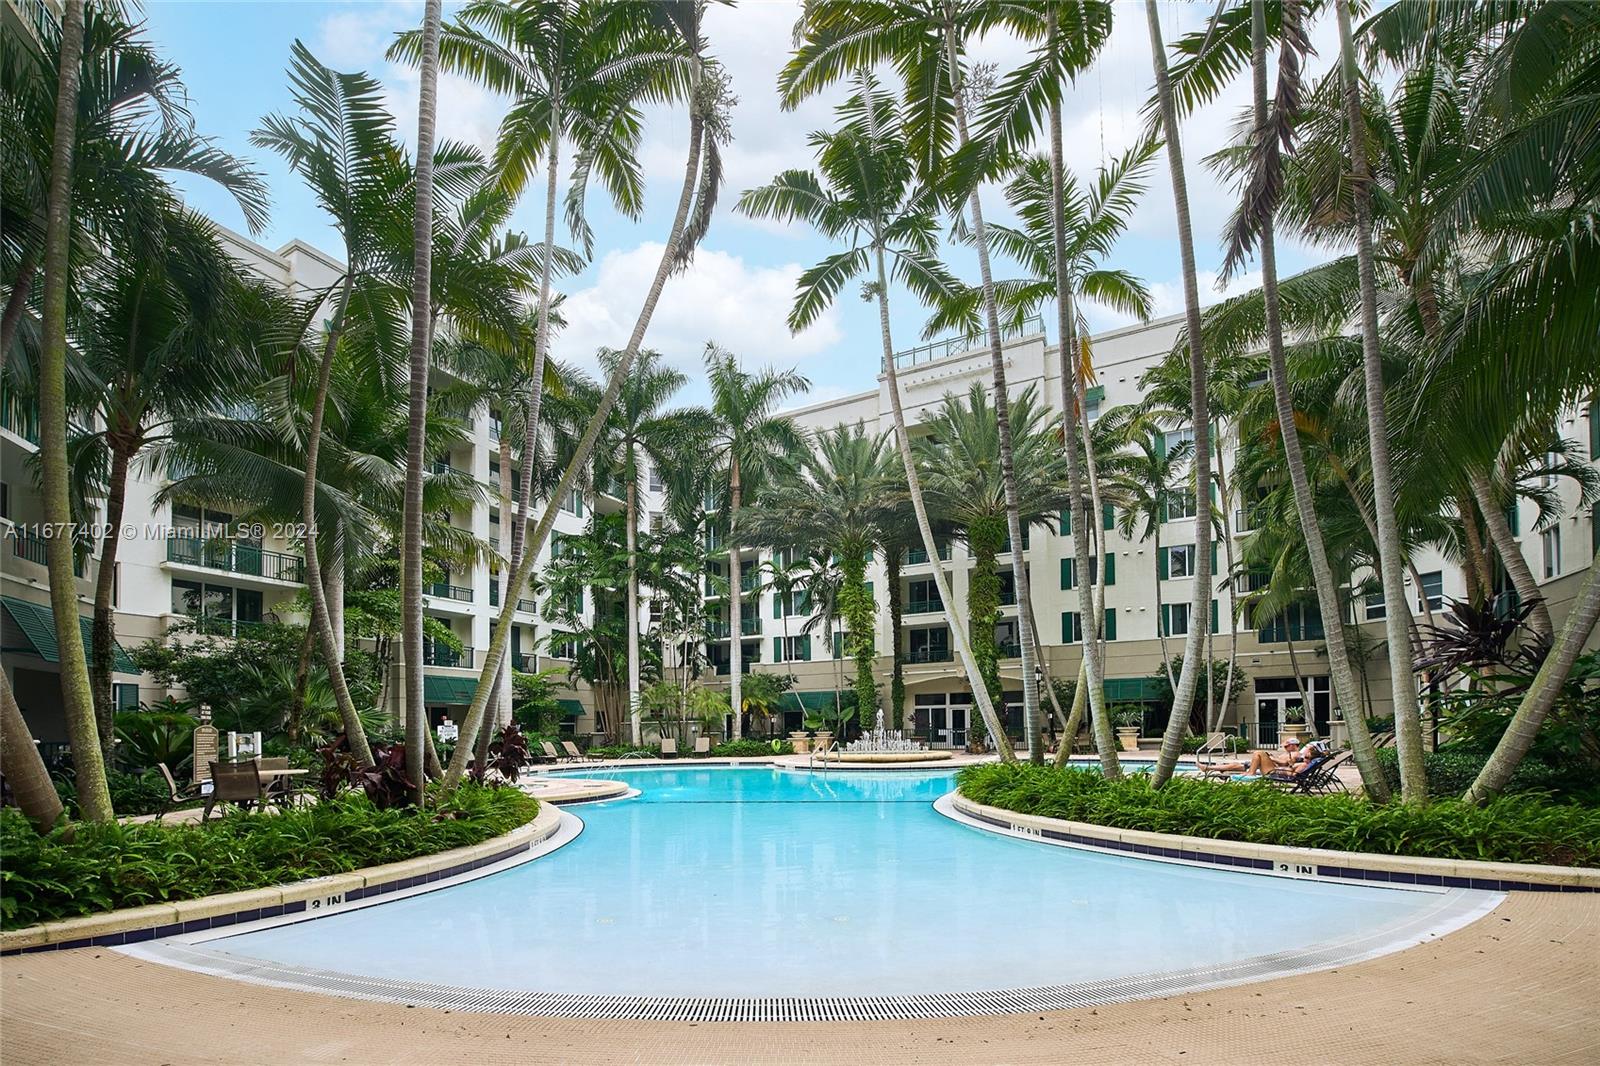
561,740,595,763
693,736,711,756
1192,731,1232,774
202,760,266,822
660,737,679,758
258,756,306,808
542,740,569,763
156,762,198,813
1271,748,1352,794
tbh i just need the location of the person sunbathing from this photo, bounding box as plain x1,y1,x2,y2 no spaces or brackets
1208,738,1315,777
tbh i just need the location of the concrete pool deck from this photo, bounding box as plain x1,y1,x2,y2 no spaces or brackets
3,889,1595,1065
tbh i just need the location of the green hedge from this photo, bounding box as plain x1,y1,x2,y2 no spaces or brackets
702,740,794,758
1374,746,1595,803
957,764,1600,868
0,785,538,931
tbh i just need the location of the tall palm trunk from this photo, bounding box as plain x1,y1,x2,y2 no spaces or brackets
885,547,905,728
91,441,133,764
401,0,443,805
1153,520,1174,688
1464,562,1600,804
728,456,744,740
1455,491,1494,605
943,27,1040,761
1249,0,1387,797
326,530,346,661
1046,10,1117,775
626,474,642,744
2,670,63,831
871,244,1012,760
1336,0,1425,801
442,93,713,787
1145,0,1214,788
301,279,373,768
1469,468,1551,635
38,0,111,821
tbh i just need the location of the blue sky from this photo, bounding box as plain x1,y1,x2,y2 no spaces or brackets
145,1,1341,407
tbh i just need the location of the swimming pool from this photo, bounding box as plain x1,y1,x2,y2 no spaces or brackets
141,766,1496,1018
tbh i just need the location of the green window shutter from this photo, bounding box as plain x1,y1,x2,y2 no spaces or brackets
1061,558,1074,590
772,593,781,619
1210,540,1218,572
1102,503,1115,530
801,635,812,661
1155,431,1166,456
1104,552,1116,585
1062,612,1080,643
1210,599,1219,632
863,582,873,600
1157,547,1168,580
833,631,843,658
1104,608,1117,641
114,683,140,711
1590,401,1599,459
1506,505,1519,537
773,637,782,662
1059,508,1070,535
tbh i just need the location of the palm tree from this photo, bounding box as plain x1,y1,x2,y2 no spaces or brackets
1,672,62,830
1142,0,1216,788
915,384,1072,751
1,5,269,358
73,210,264,762
1100,424,1195,688
747,70,1014,759
750,423,895,728
1330,0,1425,800
703,346,808,740
33,0,114,821
398,0,445,802
441,2,732,785
584,348,703,745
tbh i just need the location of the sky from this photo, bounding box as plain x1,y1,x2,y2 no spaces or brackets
144,0,1347,408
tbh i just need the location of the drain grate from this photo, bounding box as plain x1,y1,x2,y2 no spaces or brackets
121,887,1498,1022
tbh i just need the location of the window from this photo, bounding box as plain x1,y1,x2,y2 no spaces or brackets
1084,385,1104,422
908,627,950,663
1160,544,1195,579
907,578,941,613
1542,450,1560,489
1541,528,1561,579
1417,571,1444,611
1160,602,1190,637
775,589,811,617
1160,426,1196,457
113,683,141,710
1257,603,1325,643
649,512,663,535
170,579,261,635
1163,491,1196,522
999,528,1030,553
773,634,812,662
1364,590,1386,620
1060,610,1116,643
1061,554,1113,589
562,489,584,516
648,466,664,493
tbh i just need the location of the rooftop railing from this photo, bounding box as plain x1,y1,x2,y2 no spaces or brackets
893,314,1044,370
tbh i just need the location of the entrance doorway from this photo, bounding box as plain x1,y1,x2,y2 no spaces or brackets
1254,676,1330,745
912,692,970,748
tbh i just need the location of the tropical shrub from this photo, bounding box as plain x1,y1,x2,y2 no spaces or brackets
113,700,198,772
1374,746,1592,804
703,739,793,757
0,785,537,930
957,764,1600,867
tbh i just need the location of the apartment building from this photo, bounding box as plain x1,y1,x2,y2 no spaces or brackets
1,225,629,748
723,318,1600,749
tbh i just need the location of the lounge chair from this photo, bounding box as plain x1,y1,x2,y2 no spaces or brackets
660,737,679,758
1192,731,1232,774
561,740,594,763
542,740,570,764
156,762,198,813
1270,748,1352,794
693,736,711,756
202,760,266,822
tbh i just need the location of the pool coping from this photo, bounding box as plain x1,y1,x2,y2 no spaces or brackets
0,801,566,955
948,792,1600,892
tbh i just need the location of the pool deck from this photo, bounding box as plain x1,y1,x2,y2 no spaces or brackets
3,889,1595,1064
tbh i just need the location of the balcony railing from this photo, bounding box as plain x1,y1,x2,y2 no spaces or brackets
514,654,536,671
907,646,952,664
423,642,474,668
167,536,304,583
706,621,731,638
430,460,454,477
893,314,1044,369
8,530,86,576
425,582,473,602
181,615,274,639
903,544,952,565
997,641,1022,659
740,616,761,635
905,597,942,615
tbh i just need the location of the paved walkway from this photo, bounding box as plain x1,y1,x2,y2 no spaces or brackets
3,890,1595,1064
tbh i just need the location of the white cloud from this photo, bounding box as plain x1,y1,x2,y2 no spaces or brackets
553,242,844,378
1148,268,1264,319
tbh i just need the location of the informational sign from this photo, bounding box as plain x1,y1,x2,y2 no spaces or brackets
192,724,219,784
437,720,459,743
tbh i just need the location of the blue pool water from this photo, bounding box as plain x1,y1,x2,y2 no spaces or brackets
207,767,1452,997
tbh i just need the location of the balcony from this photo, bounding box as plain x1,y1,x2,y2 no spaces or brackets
167,536,304,583
997,641,1022,659
423,642,474,668
430,460,454,477
180,615,275,639
740,616,761,635
907,646,952,664
706,620,731,639
9,530,86,576
905,597,942,615
425,582,473,603
903,544,951,565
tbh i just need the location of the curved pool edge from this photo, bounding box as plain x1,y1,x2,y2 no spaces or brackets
946,791,1600,892
1,802,574,956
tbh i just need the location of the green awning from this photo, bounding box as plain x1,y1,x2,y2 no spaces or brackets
780,691,841,712
423,675,477,705
1103,677,1165,703
556,698,584,719
1,596,137,674
1084,384,1106,405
